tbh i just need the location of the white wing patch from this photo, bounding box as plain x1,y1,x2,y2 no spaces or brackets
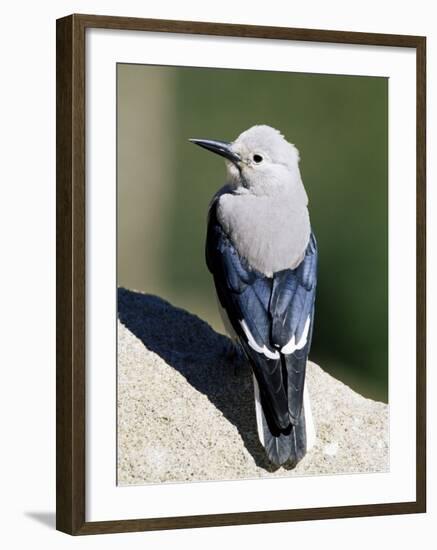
239,319,280,360
253,375,265,447
281,316,311,355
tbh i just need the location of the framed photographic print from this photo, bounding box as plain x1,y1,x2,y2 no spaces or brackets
56,14,426,535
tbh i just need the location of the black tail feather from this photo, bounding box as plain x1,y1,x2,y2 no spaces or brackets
257,385,308,467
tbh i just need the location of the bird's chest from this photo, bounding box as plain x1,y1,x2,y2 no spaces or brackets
217,194,310,277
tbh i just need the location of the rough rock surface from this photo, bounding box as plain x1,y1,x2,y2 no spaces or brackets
117,288,389,485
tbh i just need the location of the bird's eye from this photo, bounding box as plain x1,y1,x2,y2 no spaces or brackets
253,154,263,164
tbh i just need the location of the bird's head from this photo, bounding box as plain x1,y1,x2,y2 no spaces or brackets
190,125,304,198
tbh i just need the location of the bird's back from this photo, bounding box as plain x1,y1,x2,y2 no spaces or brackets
216,190,311,277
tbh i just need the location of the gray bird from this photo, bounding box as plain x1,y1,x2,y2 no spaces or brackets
190,125,317,467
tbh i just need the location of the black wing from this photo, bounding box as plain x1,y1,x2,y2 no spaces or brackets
270,233,318,423
206,197,317,465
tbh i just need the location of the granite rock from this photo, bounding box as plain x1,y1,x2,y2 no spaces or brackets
117,288,389,485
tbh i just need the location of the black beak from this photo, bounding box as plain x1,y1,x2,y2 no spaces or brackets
189,138,241,165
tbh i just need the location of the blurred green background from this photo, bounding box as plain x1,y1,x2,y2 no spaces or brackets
117,64,388,402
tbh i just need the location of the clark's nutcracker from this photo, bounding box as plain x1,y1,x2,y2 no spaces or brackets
190,125,317,467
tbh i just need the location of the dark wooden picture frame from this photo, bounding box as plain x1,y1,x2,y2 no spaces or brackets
56,13,426,536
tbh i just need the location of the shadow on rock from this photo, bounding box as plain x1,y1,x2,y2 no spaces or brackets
118,287,278,471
